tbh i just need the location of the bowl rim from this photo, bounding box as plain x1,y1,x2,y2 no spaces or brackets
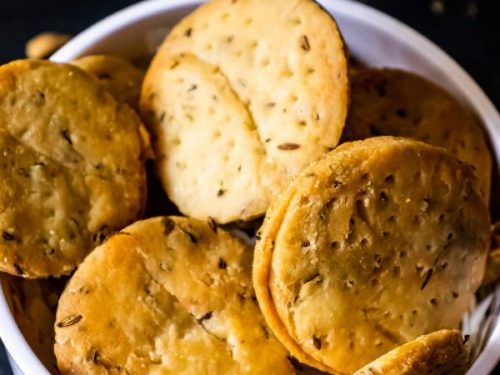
1,0,499,374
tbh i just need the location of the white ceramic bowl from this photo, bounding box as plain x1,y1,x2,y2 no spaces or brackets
1,0,499,374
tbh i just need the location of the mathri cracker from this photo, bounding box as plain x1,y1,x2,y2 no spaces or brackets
55,217,295,374
353,330,469,375
141,0,348,223
342,68,492,202
72,55,144,111
253,137,490,373
141,54,282,222
0,60,146,277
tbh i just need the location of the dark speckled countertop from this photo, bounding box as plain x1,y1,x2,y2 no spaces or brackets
0,0,498,374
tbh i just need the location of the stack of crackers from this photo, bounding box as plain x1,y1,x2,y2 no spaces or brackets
0,1,497,374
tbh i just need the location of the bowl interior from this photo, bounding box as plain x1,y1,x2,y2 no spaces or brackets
2,0,499,374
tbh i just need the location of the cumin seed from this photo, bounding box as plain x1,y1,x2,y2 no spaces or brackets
197,311,213,323
207,217,218,233
163,218,175,235
13,263,24,275
301,35,311,51
60,129,72,145
312,335,322,350
218,258,227,269
181,227,198,243
57,314,83,328
2,231,15,241
420,269,433,290
278,143,300,150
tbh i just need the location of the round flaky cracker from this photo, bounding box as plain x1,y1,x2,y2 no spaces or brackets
0,59,146,278
353,330,469,375
253,137,490,374
72,55,144,111
342,68,492,202
141,0,348,223
142,54,283,222
55,216,295,374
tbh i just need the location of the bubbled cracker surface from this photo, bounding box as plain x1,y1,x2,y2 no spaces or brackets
72,55,144,111
353,330,468,375
253,137,490,374
55,217,295,375
343,68,492,203
141,0,348,223
0,60,146,277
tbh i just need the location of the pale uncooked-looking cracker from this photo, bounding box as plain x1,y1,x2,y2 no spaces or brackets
55,216,296,374
342,68,492,202
0,59,146,277
141,0,348,223
253,137,490,374
353,330,469,375
72,55,144,111
142,54,282,222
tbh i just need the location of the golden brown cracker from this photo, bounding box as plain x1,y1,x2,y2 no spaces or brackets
253,137,490,373
55,216,294,374
72,55,144,111
0,60,146,277
343,68,492,202
354,330,469,375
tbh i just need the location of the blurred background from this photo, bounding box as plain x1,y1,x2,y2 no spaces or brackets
0,0,498,106
0,0,498,374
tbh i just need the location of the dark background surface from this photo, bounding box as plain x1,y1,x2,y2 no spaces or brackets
0,0,498,374
0,0,498,106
